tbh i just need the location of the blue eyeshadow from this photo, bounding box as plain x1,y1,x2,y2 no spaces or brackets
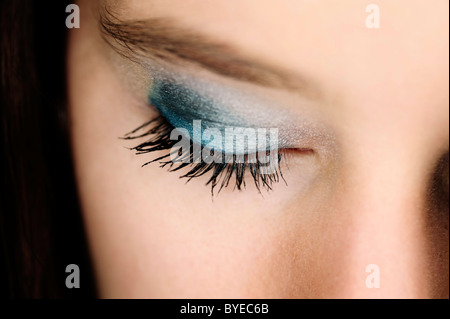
148,80,280,154
150,80,244,125
149,80,241,147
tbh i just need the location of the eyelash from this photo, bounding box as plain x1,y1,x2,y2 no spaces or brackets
122,116,287,195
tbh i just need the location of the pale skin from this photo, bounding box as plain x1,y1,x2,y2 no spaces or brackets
68,0,449,298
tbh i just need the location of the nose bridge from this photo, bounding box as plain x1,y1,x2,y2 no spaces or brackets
334,147,430,298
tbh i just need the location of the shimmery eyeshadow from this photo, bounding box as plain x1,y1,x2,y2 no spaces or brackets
149,80,281,153
145,64,336,155
149,80,245,131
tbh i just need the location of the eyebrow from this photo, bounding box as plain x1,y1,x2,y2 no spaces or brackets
99,6,320,95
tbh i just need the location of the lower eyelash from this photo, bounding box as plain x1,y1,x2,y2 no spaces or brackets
121,116,287,196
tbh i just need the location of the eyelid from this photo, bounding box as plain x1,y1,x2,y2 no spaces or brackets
147,74,335,154
120,69,328,195
150,80,282,154
149,80,246,129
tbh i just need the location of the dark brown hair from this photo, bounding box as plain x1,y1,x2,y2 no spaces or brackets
0,0,96,298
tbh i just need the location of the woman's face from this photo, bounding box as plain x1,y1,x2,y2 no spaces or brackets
67,0,449,298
